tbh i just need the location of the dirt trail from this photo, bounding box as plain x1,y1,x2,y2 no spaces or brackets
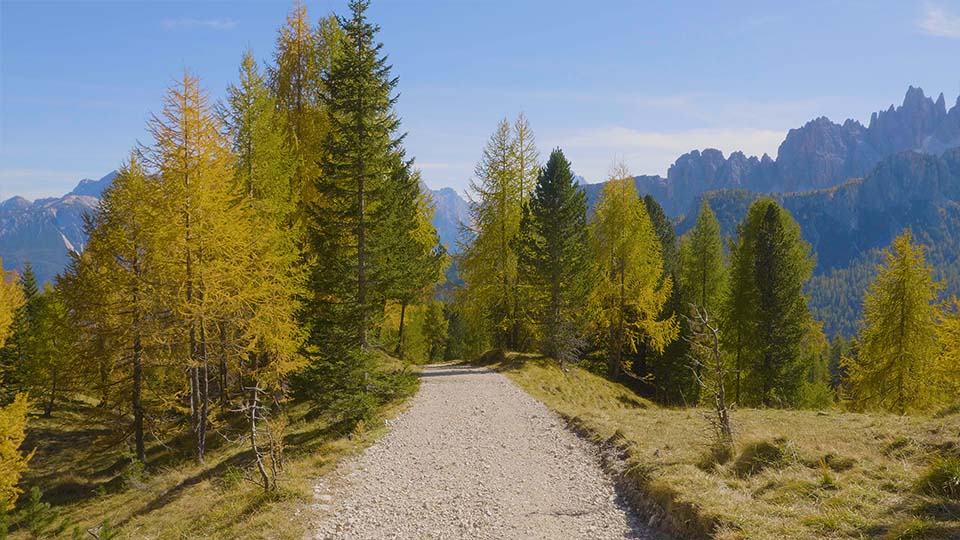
312,364,658,540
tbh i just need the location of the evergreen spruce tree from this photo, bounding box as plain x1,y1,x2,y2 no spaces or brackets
1,264,40,395
728,199,814,407
722,221,756,406
643,196,698,404
588,163,679,379
846,230,943,413
423,299,449,362
673,199,726,404
301,0,417,417
645,196,679,277
28,284,76,417
377,172,445,360
680,199,725,316
516,148,591,366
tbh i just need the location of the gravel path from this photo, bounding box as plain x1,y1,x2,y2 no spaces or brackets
312,364,657,540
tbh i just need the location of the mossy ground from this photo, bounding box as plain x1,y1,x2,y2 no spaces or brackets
488,353,960,540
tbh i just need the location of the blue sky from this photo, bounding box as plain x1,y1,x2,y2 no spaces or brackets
2,0,960,200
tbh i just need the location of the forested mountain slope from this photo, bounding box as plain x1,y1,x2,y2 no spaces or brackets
676,149,960,336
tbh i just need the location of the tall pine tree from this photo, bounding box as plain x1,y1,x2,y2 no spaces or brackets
301,0,422,416
680,199,725,317
460,119,522,350
935,299,960,405
725,199,814,407
643,196,698,404
60,156,167,463
517,148,591,366
269,1,340,215
0,260,20,350
1,264,39,396
224,48,306,475
0,260,24,398
143,71,248,463
378,171,445,360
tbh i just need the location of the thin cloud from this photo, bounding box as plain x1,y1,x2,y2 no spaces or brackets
162,18,238,31
549,126,785,181
918,5,960,38
416,162,451,171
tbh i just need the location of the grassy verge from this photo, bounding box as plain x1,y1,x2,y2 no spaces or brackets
484,353,960,540
8,357,419,540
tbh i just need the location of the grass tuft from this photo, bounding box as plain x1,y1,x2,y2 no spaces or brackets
732,439,789,477
697,443,734,472
915,457,960,500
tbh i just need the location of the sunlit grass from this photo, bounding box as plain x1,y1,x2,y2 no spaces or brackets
8,358,419,540
490,354,960,540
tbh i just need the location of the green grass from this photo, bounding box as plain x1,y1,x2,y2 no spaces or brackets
486,353,960,540
7,355,419,540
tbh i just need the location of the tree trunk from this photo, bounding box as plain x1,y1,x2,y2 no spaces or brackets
249,384,271,490
43,376,57,418
219,322,228,409
132,301,145,464
397,301,407,360
355,38,367,349
198,318,209,463
735,332,742,405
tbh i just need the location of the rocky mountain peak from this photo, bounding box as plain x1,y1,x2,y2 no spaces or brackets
623,86,960,217
68,171,118,198
1,196,32,212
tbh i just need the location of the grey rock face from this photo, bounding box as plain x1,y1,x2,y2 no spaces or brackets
609,86,960,218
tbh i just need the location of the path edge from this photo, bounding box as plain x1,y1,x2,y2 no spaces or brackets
474,357,718,540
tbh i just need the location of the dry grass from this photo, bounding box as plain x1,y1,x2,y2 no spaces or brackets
8,356,418,540
490,354,960,540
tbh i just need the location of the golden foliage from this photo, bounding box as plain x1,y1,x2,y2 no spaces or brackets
0,259,23,349
0,393,33,506
588,162,679,374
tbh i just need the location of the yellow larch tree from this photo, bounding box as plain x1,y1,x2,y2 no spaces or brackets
845,230,943,413
143,71,250,463
589,162,679,379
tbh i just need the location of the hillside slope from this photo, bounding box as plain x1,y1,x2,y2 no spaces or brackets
491,354,960,540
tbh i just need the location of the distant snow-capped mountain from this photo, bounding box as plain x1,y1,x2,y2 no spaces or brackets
0,172,111,284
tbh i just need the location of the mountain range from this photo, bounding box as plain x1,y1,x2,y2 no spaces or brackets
0,172,116,286
3,86,959,337
0,171,469,287
582,86,960,217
